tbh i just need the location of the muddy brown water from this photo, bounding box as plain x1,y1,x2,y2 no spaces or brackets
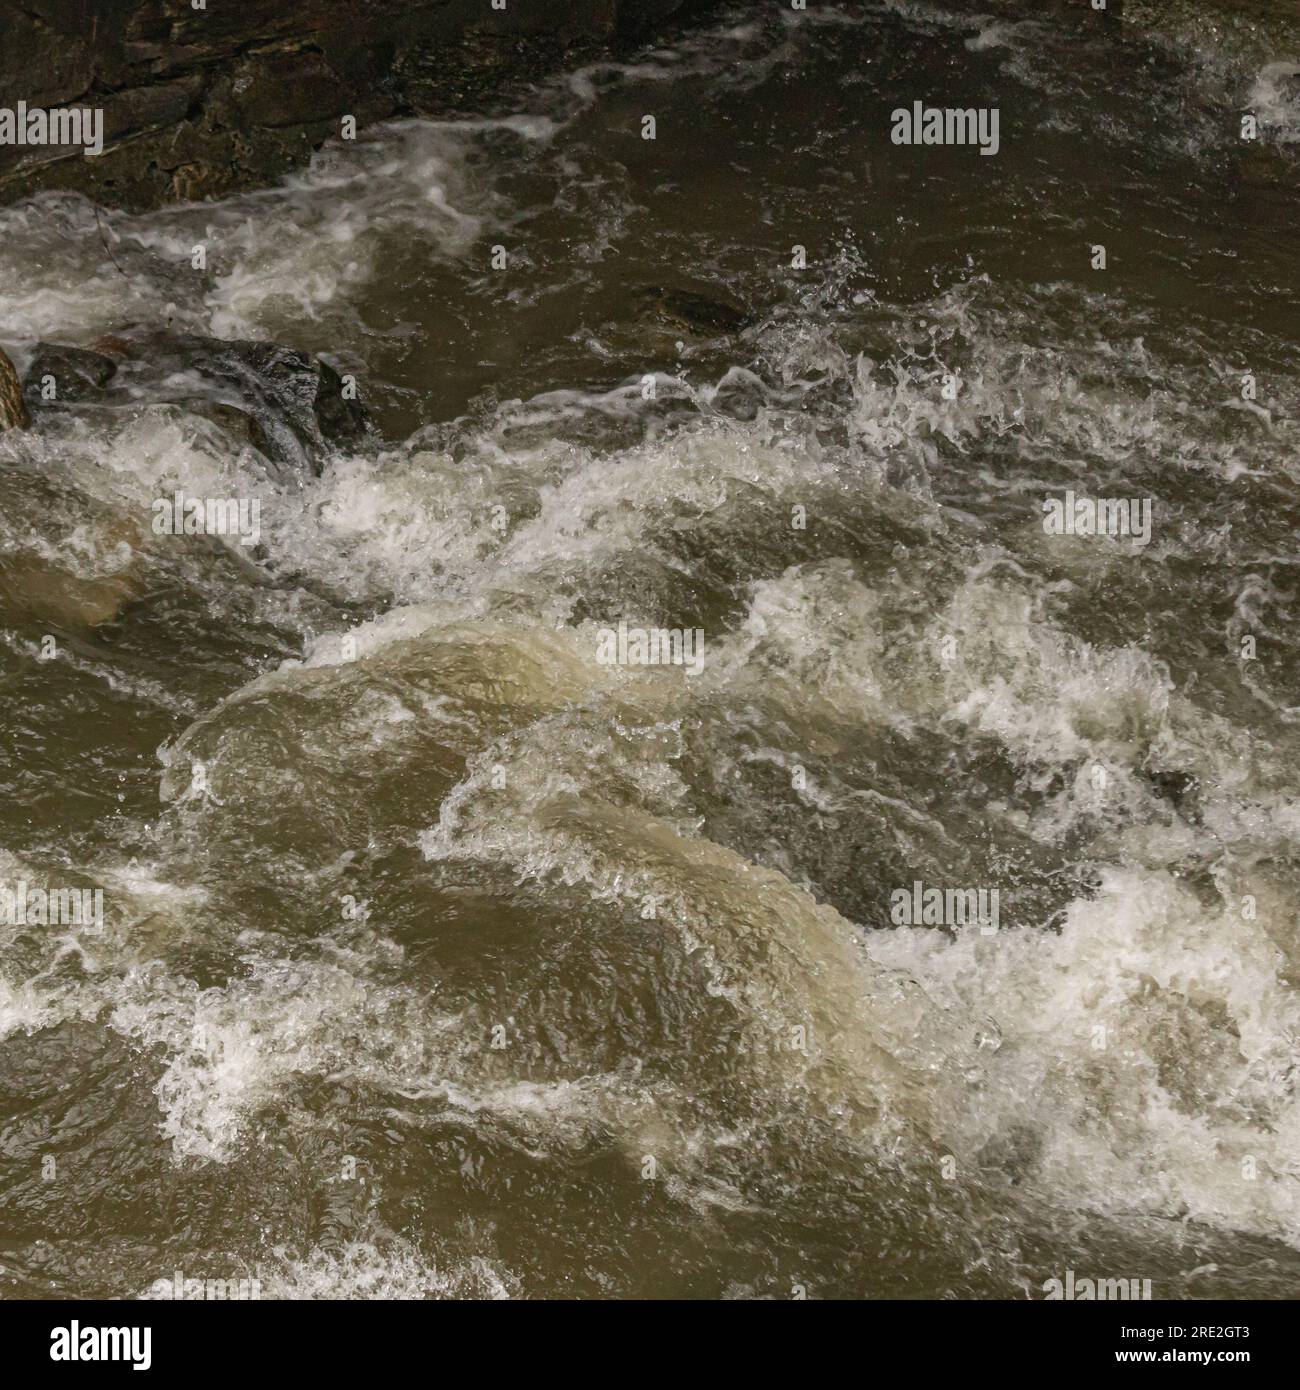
0,0,1299,1298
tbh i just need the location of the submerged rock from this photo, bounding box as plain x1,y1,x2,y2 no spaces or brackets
187,401,274,459
1144,767,1201,820
0,465,148,630
634,285,752,337
0,345,30,431
0,552,144,630
22,344,119,404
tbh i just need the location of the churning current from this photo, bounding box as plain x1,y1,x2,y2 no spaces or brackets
1,0,1299,1299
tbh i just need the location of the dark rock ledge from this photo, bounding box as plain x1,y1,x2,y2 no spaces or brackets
0,0,717,212
6,331,370,483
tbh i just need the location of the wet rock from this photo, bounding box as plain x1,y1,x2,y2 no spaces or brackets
1144,767,1201,819
311,357,371,449
0,1,722,212
88,332,138,360
143,333,371,476
190,400,275,458
0,345,29,431
22,343,118,405
229,49,354,130
20,328,372,482
634,285,752,337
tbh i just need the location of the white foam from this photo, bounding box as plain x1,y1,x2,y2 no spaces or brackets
869,866,1300,1244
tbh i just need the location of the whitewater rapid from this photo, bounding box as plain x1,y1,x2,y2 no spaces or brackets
1,0,1298,1298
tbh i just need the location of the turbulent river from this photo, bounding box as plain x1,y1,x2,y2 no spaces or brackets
1,0,1299,1299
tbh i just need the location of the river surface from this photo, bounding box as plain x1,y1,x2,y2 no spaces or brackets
1,0,1299,1299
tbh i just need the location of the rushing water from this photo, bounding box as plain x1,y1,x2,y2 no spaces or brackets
1,0,1299,1299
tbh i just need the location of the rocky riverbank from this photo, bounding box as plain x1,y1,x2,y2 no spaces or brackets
0,0,716,211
